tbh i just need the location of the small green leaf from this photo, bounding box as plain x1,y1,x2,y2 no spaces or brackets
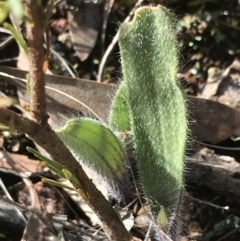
0,125,10,131
231,136,240,142
27,147,58,166
61,169,89,201
113,205,121,220
56,118,127,186
0,2,10,24
157,207,170,231
4,22,28,54
27,147,65,178
109,81,130,132
43,0,56,29
44,162,65,178
42,178,75,190
62,168,81,187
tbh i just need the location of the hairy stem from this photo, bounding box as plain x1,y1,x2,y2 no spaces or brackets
25,0,47,123
0,108,132,241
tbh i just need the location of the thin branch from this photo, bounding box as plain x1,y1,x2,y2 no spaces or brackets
0,150,41,210
101,0,115,57
97,0,145,82
0,178,13,201
0,181,28,225
0,108,132,241
48,46,78,78
3,1,133,239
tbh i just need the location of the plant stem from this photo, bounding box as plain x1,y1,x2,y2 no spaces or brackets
1,1,133,240
0,108,132,241
25,0,47,123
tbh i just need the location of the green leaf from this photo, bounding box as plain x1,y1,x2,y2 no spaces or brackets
42,178,75,190
109,81,130,132
119,5,187,225
27,146,65,178
27,146,58,167
45,162,66,178
0,2,10,24
43,0,56,29
3,22,29,54
62,168,81,187
7,0,23,19
157,207,170,230
55,118,127,186
231,136,240,142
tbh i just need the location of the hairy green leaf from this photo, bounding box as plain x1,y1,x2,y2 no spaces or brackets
119,5,187,226
8,0,23,19
55,118,126,185
109,81,130,132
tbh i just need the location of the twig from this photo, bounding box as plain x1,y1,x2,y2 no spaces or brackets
97,0,145,82
88,226,102,241
0,170,26,226
190,196,229,210
1,153,83,221
0,35,14,50
49,46,78,78
0,108,132,241
0,178,14,201
218,20,240,31
0,150,41,210
218,226,240,241
101,0,115,57
144,221,153,241
2,1,132,239
195,140,240,151
25,1,47,123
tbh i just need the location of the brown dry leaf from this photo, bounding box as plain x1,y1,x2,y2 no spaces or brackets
0,96,19,107
68,2,104,61
188,150,240,202
200,66,222,98
189,97,240,143
199,59,240,111
215,59,240,110
0,86,19,107
0,153,42,172
17,47,53,75
50,18,68,35
1,66,240,144
21,212,58,241
17,47,30,72
60,166,109,226
0,65,116,120
18,182,66,215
